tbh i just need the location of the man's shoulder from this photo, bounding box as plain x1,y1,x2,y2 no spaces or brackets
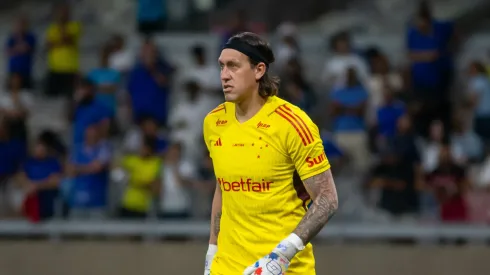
269,97,316,138
203,102,229,128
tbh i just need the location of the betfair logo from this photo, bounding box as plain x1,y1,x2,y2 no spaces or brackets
306,151,327,167
214,138,222,146
216,119,228,126
257,121,270,129
218,178,273,192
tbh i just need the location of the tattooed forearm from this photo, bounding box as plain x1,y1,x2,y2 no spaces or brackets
293,169,338,244
213,211,222,237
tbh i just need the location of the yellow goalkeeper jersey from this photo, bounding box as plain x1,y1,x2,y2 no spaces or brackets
203,96,331,275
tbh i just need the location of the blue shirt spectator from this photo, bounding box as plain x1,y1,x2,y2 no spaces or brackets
0,138,25,178
138,0,166,22
22,140,63,219
406,7,455,91
468,73,490,117
330,80,368,132
68,126,112,209
72,79,113,145
128,43,174,126
88,68,121,115
376,97,406,138
5,18,36,87
322,134,344,160
88,56,121,115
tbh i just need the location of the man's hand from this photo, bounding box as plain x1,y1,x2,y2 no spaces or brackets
204,244,217,275
243,234,304,275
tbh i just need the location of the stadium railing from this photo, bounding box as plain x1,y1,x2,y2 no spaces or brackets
0,220,488,241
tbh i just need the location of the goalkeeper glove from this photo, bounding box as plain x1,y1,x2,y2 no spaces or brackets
204,244,217,275
243,233,305,275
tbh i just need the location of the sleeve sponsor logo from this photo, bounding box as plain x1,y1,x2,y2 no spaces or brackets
305,151,327,167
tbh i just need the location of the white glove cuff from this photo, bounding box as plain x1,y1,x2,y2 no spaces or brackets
207,244,218,255
284,233,305,251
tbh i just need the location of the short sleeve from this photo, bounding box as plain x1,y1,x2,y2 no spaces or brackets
202,115,211,154
283,106,331,181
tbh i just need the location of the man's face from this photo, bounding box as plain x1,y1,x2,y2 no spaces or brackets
218,48,264,102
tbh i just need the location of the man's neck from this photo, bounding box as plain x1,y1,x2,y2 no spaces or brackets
235,93,267,123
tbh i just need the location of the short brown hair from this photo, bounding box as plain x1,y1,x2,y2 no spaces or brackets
227,32,280,97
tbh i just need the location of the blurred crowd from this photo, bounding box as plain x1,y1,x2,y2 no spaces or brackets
0,1,490,224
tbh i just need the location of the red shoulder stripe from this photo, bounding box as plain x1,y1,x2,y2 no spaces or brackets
277,106,313,145
282,105,314,142
209,104,225,114
275,108,307,146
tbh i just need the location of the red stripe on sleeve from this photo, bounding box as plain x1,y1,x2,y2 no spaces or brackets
275,109,307,146
278,106,312,145
282,105,314,142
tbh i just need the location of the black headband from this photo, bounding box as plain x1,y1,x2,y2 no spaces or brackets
224,40,270,67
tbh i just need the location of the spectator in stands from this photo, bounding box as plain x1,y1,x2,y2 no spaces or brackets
421,120,465,174
274,22,299,71
371,90,406,152
168,80,217,164
321,31,369,89
66,125,112,219
39,130,67,160
466,61,490,144
19,137,63,221
184,45,221,95
123,116,168,155
330,67,369,173
192,149,216,218
137,0,167,34
407,3,454,137
368,146,419,218
283,79,313,115
0,73,33,154
451,114,483,163
45,3,82,97
108,34,134,77
69,78,112,145
321,131,346,174
0,120,25,216
127,39,175,127
5,16,36,89
426,142,469,222
160,143,194,219
366,53,404,125
219,9,248,50
88,45,121,117
119,136,161,219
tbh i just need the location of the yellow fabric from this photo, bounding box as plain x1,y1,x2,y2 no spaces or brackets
46,21,81,72
121,155,161,212
203,96,330,275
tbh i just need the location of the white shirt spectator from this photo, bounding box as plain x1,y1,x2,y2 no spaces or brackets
109,49,134,73
184,65,221,94
476,156,490,189
421,142,466,173
321,54,369,89
168,92,219,163
122,127,166,153
160,160,195,214
0,90,34,113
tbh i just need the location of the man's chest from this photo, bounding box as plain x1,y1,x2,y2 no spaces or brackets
208,125,292,179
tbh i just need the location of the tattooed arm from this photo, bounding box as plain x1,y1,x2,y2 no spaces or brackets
209,182,222,245
293,169,338,244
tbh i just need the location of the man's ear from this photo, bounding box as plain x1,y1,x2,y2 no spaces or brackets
254,62,266,81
